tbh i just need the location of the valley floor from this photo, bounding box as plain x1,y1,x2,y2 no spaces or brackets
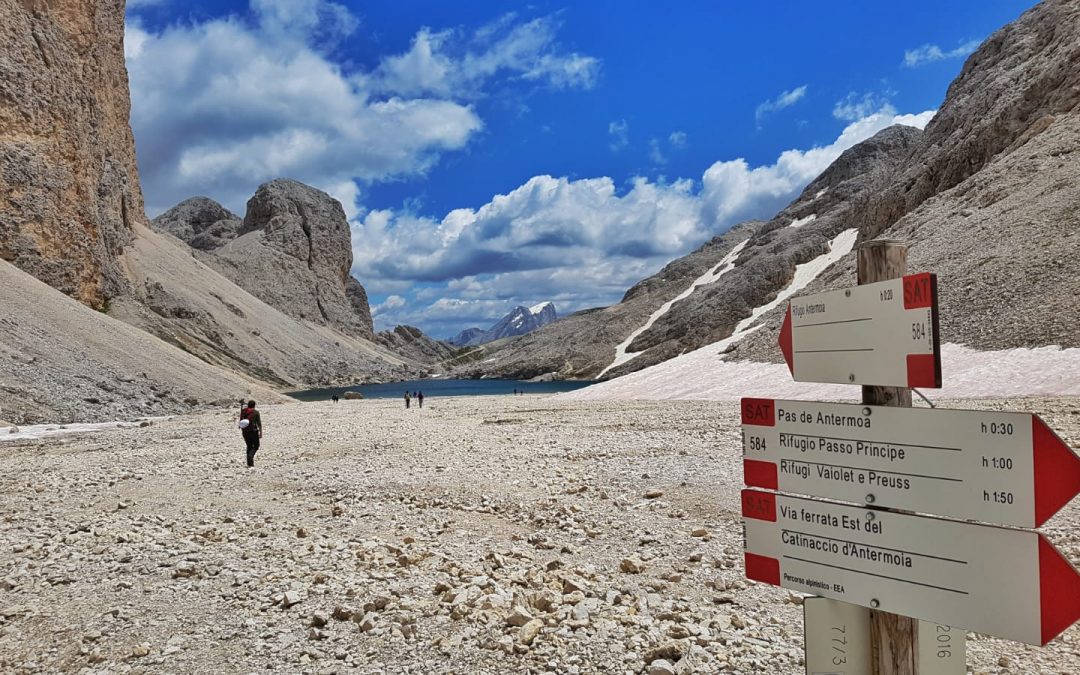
0,396,1077,674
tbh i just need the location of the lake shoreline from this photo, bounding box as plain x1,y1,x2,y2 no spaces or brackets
285,377,598,401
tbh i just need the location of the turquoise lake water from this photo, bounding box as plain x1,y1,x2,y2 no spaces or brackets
286,378,596,401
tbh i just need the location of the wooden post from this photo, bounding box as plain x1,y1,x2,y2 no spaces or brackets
859,239,918,675
858,240,912,409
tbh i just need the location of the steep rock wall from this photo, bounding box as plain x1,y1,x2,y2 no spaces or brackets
0,0,142,307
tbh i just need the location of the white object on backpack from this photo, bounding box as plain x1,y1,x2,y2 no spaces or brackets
238,418,250,429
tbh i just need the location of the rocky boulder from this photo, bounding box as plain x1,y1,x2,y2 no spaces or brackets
0,0,142,308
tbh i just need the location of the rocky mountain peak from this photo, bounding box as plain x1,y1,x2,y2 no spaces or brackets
529,302,557,324
152,197,240,250
153,179,375,339
240,179,351,270
448,302,559,346
375,325,456,369
449,327,485,346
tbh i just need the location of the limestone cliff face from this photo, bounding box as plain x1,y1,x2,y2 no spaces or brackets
234,180,373,338
0,0,142,307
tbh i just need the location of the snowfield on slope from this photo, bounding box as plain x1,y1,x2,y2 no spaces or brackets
598,239,750,378
562,343,1080,401
599,228,858,379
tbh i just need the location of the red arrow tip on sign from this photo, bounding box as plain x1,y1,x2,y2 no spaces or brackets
1033,416,1080,527
1039,535,1080,645
778,304,793,374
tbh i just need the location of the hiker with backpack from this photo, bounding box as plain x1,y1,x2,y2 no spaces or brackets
238,400,262,467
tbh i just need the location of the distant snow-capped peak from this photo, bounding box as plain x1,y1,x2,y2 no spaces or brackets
447,302,557,347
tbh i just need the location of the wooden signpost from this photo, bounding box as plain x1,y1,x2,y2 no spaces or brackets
803,598,964,675
741,239,1080,674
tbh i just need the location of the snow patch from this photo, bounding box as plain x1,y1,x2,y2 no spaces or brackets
529,301,553,315
598,239,750,378
789,214,817,228
1,418,169,443
561,344,1080,402
815,188,828,199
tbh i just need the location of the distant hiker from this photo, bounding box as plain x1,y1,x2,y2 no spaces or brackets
417,391,424,408
404,391,411,409
331,394,339,404
238,400,262,468
513,388,518,396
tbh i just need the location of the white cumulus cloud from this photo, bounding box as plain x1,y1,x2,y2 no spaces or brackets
353,174,704,284
702,106,933,226
371,294,407,317
125,2,597,217
833,91,892,121
649,139,667,164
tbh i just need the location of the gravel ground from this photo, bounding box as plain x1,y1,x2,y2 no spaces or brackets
0,395,1077,674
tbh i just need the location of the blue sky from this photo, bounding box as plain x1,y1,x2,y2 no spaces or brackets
125,0,1034,338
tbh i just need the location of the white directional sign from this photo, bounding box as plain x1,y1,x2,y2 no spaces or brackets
742,489,1080,645
741,398,1080,527
803,597,965,675
779,273,940,388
